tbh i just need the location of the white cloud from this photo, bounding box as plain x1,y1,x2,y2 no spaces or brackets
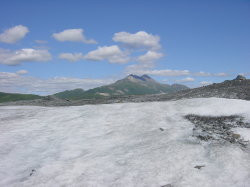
126,69,190,76
0,48,51,65
125,63,154,74
193,71,229,77
0,71,114,95
144,69,190,76
0,72,19,78
175,77,195,83
240,72,250,76
200,81,213,86
52,29,97,44
137,51,164,63
16,70,28,75
113,31,160,50
0,25,29,44
214,72,229,77
59,53,84,62
85,45,129,64
193,71,211,76
124,51,164,74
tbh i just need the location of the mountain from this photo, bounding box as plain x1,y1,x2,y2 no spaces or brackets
0,92,42,103
157,75,250,101
1,75,249,106
76,74,250,103
53,74,189,100
53,88,85,100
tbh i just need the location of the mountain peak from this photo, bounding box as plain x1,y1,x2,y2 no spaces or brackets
141,74,152,79
127,74,153,82
234,75,246,81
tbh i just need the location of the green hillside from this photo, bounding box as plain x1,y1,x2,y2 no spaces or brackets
0,92,42,103
53,88,85,100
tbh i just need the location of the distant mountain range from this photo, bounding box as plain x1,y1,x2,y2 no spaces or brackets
0,75,249,106
53,74,189,100
0,74,188,103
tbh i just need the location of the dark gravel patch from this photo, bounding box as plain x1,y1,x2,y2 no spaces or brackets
185,115,250,147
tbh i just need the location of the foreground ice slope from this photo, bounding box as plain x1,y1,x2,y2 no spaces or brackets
0,98,250,187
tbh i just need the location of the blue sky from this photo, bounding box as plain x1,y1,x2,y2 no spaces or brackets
0,0,249,94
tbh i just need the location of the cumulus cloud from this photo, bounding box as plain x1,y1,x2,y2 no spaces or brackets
143,69,190,76
52,29,97,44
58,45,130,63
59,53,84,62
137,51,164,63
126,68,190,76
125,63,155,74
240,72,250,76
124,50,164,75
214,72,229,77
0,72,19,78
58,30,163,67
0,25,29,44
201,81,213,86
193,71,229,77
0,48,52,65
113,31,160,50
0,71,114,95
125,63,229,79
112,31,163,71
193,71,211,76
85,45,129,64
175,77,195,83
16,70,28,75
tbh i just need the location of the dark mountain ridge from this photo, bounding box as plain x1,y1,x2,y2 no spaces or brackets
163,75,250,101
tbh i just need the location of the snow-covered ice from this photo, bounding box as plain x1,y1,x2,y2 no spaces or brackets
0,98,250,187
233,128,250,142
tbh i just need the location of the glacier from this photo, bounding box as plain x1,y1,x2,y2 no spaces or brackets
0,98,250,187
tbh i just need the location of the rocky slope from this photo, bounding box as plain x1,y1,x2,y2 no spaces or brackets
159,75,250,101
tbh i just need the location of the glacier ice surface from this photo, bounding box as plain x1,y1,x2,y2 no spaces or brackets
0,98,250,187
